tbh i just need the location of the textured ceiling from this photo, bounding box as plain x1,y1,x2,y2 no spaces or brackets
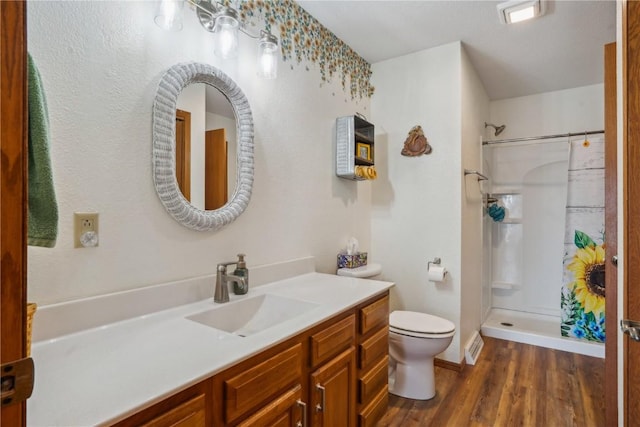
297,0,616,100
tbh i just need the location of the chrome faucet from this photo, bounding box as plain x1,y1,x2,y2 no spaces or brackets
214,261,248,303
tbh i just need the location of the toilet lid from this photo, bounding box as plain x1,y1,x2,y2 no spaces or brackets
390,310,455,335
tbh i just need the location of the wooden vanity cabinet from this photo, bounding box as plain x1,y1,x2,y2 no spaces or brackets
112,292,390,427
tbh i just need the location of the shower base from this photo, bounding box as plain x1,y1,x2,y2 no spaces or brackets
481,308,604,358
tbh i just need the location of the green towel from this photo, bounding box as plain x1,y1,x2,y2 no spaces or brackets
27,53,58,248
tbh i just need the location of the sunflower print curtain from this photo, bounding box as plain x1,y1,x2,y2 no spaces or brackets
560,135,605,342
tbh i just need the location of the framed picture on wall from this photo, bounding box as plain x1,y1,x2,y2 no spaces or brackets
356,143,371,161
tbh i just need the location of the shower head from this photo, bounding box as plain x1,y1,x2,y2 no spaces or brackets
485,122,506,137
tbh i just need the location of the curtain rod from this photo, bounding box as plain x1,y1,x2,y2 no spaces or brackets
482,130,605,145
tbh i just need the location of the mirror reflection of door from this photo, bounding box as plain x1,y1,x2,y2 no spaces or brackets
175,83,237,211
175,109,191,201
205,129,227,210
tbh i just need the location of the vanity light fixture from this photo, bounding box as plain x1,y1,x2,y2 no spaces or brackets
154,0,279,78
497,0,544,24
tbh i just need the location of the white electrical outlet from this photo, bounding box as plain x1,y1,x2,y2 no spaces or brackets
74,212,99,248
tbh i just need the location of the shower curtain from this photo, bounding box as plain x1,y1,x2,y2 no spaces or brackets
560,135,605,343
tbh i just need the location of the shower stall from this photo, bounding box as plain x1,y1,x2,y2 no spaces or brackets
480,130,605,358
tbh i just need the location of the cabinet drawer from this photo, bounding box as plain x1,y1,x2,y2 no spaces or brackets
140,394,206,427
358,385,388,427
359,327,388,370
310,314,356,367
359,355,388,405
224,344,302,423
359,295,389,335
237,385,302,427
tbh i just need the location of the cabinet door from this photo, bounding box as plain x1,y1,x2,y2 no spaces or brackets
237,385,304,427
310,347,356,427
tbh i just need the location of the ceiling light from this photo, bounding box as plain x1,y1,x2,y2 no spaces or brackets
497,0,543,24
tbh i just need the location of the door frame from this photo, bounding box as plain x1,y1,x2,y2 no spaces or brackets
622,1,639,425
0,1,28,426
604,41,618,426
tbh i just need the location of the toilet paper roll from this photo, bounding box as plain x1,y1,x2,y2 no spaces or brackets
428,265,447,282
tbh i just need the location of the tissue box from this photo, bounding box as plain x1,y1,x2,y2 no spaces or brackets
337,252,368,269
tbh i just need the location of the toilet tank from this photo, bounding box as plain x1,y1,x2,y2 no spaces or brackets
336,263,382,279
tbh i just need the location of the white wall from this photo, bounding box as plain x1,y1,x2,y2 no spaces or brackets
484,84,604,317
27,1,372,305
488,84,604,140
460,48,489,353
371,42,464,363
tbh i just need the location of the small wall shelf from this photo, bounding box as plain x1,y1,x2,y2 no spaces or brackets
336,115,375,180
497,219,522,224
492,281,519,290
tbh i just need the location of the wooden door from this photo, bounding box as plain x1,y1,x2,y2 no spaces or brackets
204,129,227,210
1,1,28,426
623,1,640,424
310,348,356,427
603,42,618,425
175,109,191,201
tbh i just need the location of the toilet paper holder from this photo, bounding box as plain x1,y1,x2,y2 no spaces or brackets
428,257,442,270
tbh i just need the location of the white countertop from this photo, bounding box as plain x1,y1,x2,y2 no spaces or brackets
28,272,393,426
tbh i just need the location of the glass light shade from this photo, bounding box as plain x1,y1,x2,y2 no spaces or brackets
154,0,184,31
214,15,239,59
257,37,278,79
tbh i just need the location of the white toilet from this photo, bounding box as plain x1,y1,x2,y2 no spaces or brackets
336,263,455,400
388,310,455,400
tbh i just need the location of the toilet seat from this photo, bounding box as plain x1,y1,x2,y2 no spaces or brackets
390,311,456,339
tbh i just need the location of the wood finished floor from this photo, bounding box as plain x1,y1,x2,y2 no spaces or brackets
378,336,605,427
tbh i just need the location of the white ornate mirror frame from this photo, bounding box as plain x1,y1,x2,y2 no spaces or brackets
152,62,254,231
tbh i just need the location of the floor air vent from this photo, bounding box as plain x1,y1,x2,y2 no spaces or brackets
464,331,485,365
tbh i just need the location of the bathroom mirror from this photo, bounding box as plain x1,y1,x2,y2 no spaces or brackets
153,62,254,231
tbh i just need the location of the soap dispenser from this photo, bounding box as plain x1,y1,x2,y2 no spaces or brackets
232,253,249,295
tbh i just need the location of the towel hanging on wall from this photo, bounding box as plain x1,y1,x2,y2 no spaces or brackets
27,52,58,247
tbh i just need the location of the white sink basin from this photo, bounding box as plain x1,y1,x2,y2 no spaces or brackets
186,294,319,337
